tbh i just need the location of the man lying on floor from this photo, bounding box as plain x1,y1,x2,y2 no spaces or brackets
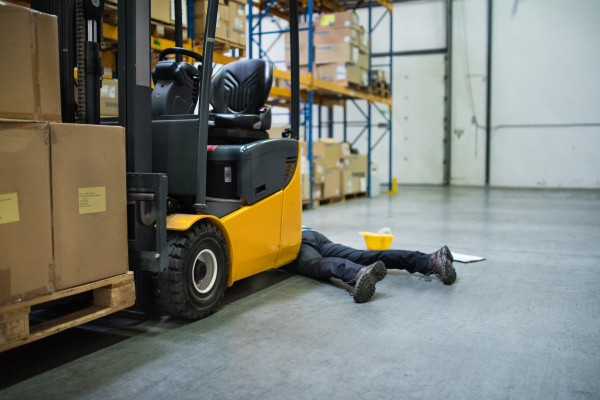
282,228,456,303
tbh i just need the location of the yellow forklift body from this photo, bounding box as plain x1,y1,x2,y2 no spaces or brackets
166,143,302,286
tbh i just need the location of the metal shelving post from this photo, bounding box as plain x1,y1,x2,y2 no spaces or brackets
367,0,372,197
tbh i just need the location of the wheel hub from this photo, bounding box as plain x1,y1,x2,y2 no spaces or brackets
191,249,218,294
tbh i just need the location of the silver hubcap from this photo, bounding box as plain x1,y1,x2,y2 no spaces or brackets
192,249,218,294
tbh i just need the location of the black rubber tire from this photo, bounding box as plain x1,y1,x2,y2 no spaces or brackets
152,223,229,320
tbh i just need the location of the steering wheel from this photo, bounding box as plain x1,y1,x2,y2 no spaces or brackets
159,47,203,63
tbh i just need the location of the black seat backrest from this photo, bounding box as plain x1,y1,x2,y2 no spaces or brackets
210,59,273,115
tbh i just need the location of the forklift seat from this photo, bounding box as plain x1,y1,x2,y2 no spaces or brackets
209,59,273,132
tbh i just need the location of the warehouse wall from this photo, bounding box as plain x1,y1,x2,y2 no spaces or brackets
452,0,600,188
348,0,447,185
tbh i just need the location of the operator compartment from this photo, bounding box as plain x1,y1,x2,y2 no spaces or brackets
206,139,298,204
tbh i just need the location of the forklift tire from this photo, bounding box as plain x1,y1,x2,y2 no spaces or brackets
152,223,229,320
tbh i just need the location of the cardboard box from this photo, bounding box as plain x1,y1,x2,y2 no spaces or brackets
0,3,61,122
152,0,172,23
315,43,360,65
352,172,365,194
323,168,341,198
50,123,128,290
314,26,360,47
342,169,355,195
170,0,188,27
315,63,368,86
0,121,54,306
313,183,324,200
313,160,326,184
195,14,230,42
358,52,369,70
317,11,359,30
100,79,119,117
358,26,369,54
285,24,310,66
229,0,246,46
349,154,368,174
302,174,310,200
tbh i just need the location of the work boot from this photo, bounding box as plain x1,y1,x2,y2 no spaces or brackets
351,261,387,303
425,245,456,285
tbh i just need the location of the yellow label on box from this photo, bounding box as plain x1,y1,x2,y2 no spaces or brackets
79,187,106,214
321,14,335,26
0,192,20,225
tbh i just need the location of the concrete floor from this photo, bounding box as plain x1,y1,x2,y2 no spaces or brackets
1,186,599,399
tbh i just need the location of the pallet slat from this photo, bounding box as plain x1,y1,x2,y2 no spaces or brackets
0,272,135,353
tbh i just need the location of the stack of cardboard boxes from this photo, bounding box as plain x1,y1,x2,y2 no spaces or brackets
194,0,247,48
300,139,368,202
284,11,370,89
0,4,128,308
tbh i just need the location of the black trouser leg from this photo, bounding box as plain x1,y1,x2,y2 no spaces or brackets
303,231,431,275
283,241,363,283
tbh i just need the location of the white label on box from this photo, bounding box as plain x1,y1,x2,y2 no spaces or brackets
344,20,350,27
352,47,359,64
345,159,350,166
0,192,20,225
335,188,340,195
362,72,368,85
315,189,322,198
101,84,116,98
344,36,350,43
360,177,367,192
217,12,220,27
235,17,244,28
79,187,106,214
238,7,244,16
317,165,323,173
336,65,347,80
347,180,353,192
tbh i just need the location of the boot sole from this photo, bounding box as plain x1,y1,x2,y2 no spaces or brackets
353,262,387,303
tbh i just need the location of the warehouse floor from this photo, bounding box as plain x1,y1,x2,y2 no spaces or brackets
1,186,599,399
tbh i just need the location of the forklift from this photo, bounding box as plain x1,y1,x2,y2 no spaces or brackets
41,0,303,319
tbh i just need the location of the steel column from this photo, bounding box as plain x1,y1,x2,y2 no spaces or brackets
443,0,453,185
485,0,493,185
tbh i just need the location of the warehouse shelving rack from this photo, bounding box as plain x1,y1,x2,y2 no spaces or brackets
247,0,394,208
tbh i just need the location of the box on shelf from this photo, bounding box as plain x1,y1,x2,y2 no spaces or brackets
285,24,310,66
195,0,230,42
51,123,129,290
323,168,342,198
312,139,343,169
317,11,359,30
170,0,188,27
341,142,351,157
358,26,369,54
354,175,367,193
372,69,387,83
349,154,368,174
152,0,172,24
0,3,61,122
358,52,369,70
0,121,54,306
315,43,359,65
342,169,356,195
315,63,368,87
100,79,119,117
229,0,246,47
302,174,310,201
313,160,326,184
313,183,324,200
314,26,360,47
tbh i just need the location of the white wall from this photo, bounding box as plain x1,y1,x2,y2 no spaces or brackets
451,0,600,188
450,0,488,186
489,0,600,188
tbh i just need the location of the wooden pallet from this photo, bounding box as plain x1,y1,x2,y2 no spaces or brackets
344,191,368,200
373,88,391,99
0,272,135,353
316,196,345,207
302,199,321,210
194,38,247,58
